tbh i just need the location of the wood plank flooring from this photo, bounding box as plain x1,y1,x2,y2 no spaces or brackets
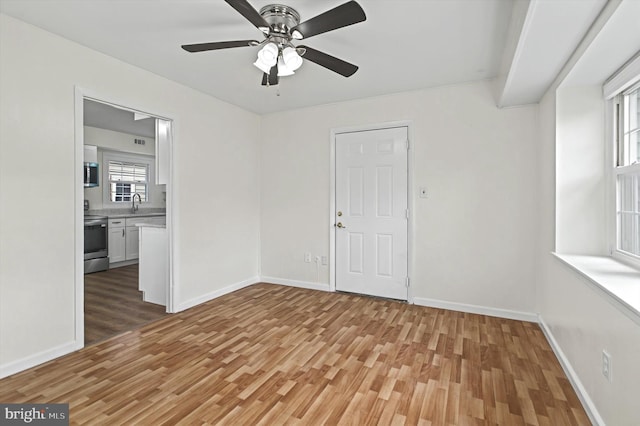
2,284,590,425
84,264,168,345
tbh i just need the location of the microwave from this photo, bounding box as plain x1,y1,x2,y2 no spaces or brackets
84,162,99,187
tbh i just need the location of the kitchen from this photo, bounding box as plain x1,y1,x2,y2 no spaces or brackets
82,99,170,344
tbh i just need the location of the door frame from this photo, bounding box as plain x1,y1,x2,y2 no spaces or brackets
329,121,414,303
73,86,177,349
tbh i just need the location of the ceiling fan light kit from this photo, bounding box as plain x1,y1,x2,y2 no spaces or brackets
254,42,278,73
181,0,367,87
276,57,294,76
282,46,302,70
254,43,302,76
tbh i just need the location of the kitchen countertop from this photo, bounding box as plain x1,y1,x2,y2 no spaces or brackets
85,208,166,218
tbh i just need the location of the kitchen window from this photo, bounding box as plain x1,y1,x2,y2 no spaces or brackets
102,152,152,205
612,81,640,266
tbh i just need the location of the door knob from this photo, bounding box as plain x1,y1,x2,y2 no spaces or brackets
337,211,343,217
336,222,346,228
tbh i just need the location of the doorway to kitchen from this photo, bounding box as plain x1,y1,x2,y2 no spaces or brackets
74,88,175,347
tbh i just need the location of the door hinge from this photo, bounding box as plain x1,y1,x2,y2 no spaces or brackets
405,209,409,219
405,139,410,150
405,277,410,287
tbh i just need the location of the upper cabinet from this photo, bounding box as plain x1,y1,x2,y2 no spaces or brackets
155,119,170,186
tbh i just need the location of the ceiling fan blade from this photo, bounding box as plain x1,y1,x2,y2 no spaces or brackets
261,66,279,86
291,1,366,40
299,46,359,77
224,0,270,33
181,40,258,52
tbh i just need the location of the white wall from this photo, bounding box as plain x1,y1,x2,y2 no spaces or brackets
260,81,538,314
84,126,165,210
85,126,155,156
533,3,640,422
537,89,640,425
0,14,260,370
555,85,607,255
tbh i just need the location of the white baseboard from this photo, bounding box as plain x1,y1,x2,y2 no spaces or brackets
538,316,604,426
260,276,331,292
172,275,330,312
176,276,259,312
413,297,538,322
0,340,80,380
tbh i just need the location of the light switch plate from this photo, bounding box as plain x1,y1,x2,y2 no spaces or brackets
602,350,612,382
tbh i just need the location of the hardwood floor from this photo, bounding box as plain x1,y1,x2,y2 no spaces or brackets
2,284,589,425
84,264,168,345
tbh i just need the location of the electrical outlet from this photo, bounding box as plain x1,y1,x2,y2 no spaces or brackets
602,350,612,382
321,256,328,266
304,252,311,263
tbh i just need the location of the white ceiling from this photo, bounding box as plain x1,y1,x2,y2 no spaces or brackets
84,100,156,138
496,0,606,107
563,0,640,87
0,0,609,114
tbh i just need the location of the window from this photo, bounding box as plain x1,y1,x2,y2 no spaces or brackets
102,152,152,205
108,160,148,202
613,82,640,262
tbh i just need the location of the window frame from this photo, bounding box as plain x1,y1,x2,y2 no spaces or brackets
102,151,154,207
609,82,640,269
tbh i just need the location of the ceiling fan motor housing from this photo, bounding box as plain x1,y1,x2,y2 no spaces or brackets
259,4,300,39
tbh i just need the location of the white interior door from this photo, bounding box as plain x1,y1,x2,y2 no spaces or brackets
335,126,408,300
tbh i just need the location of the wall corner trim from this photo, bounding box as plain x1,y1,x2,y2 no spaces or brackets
412,297,538,322
538,315,605,426
176,276,260,312
0,341,81,380
260,276,331,293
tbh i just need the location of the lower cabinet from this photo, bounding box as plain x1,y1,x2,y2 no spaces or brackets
138,226,167,306
108,219,126,263
108,219,140,263
108,215,166,265
125,225,139,261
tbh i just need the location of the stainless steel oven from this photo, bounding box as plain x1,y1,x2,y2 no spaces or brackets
84,215,108,273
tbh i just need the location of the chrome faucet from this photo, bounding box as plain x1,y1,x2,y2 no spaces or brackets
132,193,142,213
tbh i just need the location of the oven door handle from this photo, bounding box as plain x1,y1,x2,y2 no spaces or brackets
85,219,107,227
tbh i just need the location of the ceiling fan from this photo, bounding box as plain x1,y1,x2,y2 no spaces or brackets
181,0,366,86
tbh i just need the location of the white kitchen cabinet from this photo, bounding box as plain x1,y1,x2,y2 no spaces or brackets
155,119,170,186
109,215,165,266
138,225,167,306
108,219,126,263
125,226,139,261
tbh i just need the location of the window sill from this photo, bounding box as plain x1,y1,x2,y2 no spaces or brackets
553,253,640,325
